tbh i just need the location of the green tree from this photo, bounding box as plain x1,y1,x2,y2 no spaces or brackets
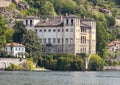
55,0,77,14
22,30,42,62
89,54,104,71
106,15,115,26
96,21,108,58
13,21,27,43
70,57,85,71
40,1,56,16
88,0,101,6
0,15,14,48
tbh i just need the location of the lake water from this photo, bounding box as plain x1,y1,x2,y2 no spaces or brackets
0,71,120,85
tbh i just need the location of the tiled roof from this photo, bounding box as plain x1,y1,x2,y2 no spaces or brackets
6,42,24,47
65,14,78,18
35,17,63,27
108,40,120,47
81,18,95,21
80,23,91,28
25,16,39,19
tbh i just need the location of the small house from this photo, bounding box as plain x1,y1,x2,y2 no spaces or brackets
5,42,25,58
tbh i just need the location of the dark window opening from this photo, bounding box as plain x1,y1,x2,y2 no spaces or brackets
71,19,73,25
30,20,32,26
26,20,28,26
66,19,68,26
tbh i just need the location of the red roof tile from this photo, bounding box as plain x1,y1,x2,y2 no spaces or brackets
6,42,24,47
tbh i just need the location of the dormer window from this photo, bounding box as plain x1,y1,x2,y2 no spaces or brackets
71,19,73,25
26,20,28,26
66,19,68,26
30,20,32,26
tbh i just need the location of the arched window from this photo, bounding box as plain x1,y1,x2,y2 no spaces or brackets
66,19,68,26
30,20,32,26
48,29,51,32
26,20,28,26
71,19,73,25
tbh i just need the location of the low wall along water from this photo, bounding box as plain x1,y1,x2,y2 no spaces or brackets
0,58,26,69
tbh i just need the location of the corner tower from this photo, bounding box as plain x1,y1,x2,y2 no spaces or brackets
63,14,81,55
23,16,40,30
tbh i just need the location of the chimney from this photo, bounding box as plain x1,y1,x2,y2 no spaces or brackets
45,18,49,23
60,16,63,21
66,13,68,16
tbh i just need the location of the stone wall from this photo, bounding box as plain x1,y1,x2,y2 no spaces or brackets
0,0,11,7
0,58,26,69
43,44,75,54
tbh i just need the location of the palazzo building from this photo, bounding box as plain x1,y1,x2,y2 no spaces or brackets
23,14,96,55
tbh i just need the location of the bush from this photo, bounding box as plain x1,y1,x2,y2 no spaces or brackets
37,54,85,71
6,64,22,71
88,54,104,71
6,58,34,71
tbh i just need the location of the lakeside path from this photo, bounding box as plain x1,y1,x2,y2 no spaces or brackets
32,68,50,71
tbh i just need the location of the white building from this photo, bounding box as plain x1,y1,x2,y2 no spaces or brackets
108,40,120,52
24,14,96,55
5,42,25,58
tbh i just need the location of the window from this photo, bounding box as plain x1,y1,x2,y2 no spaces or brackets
19,48,20,51
70,29,73,32
85,48,86,53
66,29,68,32
39,39,42,43
53,29,56,32
81,36,83,43
62,29,64,32
81,28,86,33
35,29,37,32
65,38,68,43
30,20,32,26
58,49,60,52
83,36,84,43
44,29,46,32
48,38,51,44
66,19,68,26
80,48,82,53
26,20,28,26
39,29,42,32
71,19,73,25
22,48,24,51
53,38,56,43
70,38,73,43
57,38,60,43
58,29,60,32
16,48,17,51
85,37,86,44
44,38,46,43
62,38,64,43
48,29,51,32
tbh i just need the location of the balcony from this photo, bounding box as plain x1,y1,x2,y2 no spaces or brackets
46,43,52,47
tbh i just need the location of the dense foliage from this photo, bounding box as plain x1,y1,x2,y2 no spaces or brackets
37,54,85,71
22,30,42,62
89,54,104,71
0,15,14,48
22,0,120,59
12,21,42,62
6,58,33,71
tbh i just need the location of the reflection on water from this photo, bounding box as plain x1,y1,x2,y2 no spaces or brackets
0,71,120,85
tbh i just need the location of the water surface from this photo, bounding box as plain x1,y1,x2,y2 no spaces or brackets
0,71,120,85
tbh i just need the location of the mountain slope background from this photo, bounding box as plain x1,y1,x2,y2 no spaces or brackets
0,0,120,59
